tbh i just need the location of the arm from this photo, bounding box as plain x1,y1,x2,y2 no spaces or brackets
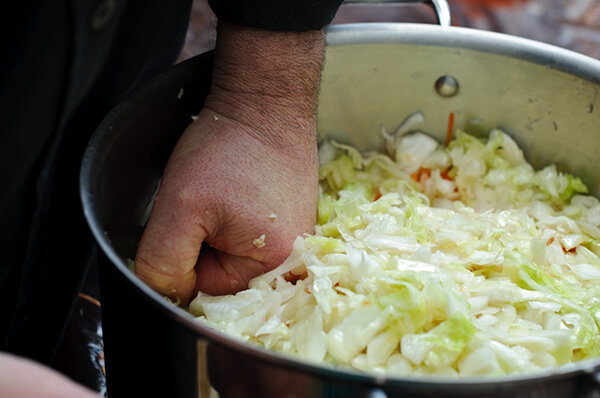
134,21,325,302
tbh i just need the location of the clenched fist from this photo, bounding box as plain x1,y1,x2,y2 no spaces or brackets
135,21,324,303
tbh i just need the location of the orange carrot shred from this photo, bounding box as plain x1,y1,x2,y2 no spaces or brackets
411,170,419,182
441,166,453,181
373,188,382,201
446,112,455,146
411,167,431,184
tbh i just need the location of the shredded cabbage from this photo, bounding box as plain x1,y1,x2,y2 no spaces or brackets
188,122,600,377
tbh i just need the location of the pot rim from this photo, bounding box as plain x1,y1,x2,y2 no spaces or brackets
80,22,600,388
326,22,600,85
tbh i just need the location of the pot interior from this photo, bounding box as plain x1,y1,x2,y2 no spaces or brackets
318,24,600,197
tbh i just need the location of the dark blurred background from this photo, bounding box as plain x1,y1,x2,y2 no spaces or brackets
178,0,600,61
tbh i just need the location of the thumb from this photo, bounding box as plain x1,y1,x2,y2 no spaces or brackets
134,192,207,304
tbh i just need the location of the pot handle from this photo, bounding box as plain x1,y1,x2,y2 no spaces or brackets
344,0,451,27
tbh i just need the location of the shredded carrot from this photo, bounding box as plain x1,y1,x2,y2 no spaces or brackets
445,112,455,146
548,236,578,253
441,166,454,181
373,188,382,201
560,242,577,254
422,169,431,182
411,167,431,183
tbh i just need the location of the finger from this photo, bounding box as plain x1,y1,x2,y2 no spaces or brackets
134,188,207,303
194,246,273,296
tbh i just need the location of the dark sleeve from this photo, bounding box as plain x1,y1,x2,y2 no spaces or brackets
207,0,345,31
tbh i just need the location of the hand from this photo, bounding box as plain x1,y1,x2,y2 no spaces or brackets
0,352,100,398
134,22,324,303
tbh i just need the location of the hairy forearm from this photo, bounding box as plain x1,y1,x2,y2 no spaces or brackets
206,21,325,149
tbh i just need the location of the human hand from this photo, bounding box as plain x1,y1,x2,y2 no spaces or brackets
134,22,324,303
0,352,100,398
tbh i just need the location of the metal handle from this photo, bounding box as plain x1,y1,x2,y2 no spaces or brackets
344,0,451,27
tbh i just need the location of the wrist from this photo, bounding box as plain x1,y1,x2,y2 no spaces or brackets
205,21,325,146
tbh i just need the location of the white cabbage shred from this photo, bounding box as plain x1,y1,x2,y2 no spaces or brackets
188,122,600,377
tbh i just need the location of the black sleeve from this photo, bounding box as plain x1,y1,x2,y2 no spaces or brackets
208,0,345,31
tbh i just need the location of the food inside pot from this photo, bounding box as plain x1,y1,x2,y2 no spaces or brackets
187,113,600,376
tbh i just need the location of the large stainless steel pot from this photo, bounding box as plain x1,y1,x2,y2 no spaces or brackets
81,10,600,398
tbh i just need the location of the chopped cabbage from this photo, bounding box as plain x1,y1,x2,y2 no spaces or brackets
188,123,600,377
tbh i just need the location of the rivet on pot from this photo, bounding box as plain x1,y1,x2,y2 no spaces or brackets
435,75,459,98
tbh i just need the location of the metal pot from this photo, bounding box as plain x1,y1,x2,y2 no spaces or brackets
81,8,600,398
